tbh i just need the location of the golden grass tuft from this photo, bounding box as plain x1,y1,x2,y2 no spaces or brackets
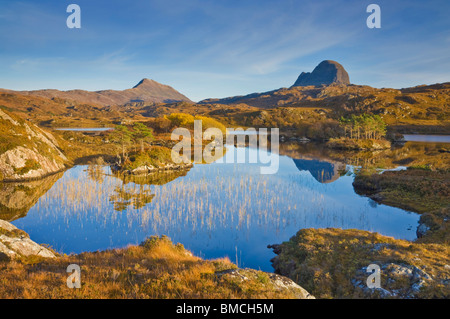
0,236,302,299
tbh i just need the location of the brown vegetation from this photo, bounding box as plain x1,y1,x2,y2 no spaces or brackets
270,228,449,299
0,236,308,299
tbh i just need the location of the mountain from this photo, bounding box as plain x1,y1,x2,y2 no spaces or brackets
0,78,192,106
199,79,449,133
200,81,450,112
292,60,350,87
199,60,449,127
199,60,353,106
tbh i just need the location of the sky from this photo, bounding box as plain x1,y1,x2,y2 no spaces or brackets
0,0,449,102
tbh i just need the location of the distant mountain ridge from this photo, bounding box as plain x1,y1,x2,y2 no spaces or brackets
0,78,192,106
199,61,449,119
199,81,450,116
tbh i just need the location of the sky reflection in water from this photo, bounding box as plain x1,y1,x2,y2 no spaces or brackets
12,147,419,271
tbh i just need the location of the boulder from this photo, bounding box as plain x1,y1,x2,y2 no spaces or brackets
216,268,315,299
0,219,56,259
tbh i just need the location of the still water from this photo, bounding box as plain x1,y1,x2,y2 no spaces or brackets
11,147,419,271
403,135,450,143
54,128,113,132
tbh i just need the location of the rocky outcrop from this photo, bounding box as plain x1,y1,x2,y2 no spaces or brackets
352,263,436,299
269,228,450,299
215,268,315,299
126,162,193,175
292,60,350,87
0,219,56,260
0,146,65,181
0,109,67,181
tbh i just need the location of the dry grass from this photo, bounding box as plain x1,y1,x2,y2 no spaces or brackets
353,168,450,214
352,168,450,245
0,236,302,299
271,228,450,299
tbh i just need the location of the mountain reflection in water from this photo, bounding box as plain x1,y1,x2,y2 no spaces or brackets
293,159,344,183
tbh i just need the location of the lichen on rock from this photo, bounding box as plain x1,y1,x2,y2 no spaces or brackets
0,109,67,181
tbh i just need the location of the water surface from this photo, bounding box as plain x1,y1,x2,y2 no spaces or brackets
11,146,420,271
54,128,113,132
403,134,450,143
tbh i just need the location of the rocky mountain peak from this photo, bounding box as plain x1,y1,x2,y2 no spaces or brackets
133,78,157,89
292,60,350,87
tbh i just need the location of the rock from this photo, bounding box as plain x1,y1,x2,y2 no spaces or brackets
292,60,350,87
0,219,56,259
0,109,67,182
0,146,66,181
123,162,193,176
0,219,16,232
370,193,384,202
216,268,315,299
351,277,395,298
267,244,281,255
131,165,156,175
416,222,430,238
352,262,437,298
295,137,311,143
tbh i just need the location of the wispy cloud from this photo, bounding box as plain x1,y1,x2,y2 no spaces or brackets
0,0,449,99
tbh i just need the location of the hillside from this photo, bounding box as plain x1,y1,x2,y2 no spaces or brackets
200,82,450,113
0,233,314,299
199,83,450,133
1,65,448,135
0,90,152,128
269,228,449,299
0,78,191,107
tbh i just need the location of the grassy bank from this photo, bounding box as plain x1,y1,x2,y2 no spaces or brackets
353,167,450,245
269,167,449,299
270,228,450,299
0,236,310,299
353,167,450,214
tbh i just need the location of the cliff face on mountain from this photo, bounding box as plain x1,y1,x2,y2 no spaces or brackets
292,60,350,87
0,109,67,182
0,78,192,106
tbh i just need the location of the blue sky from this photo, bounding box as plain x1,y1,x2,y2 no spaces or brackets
0,0,449,101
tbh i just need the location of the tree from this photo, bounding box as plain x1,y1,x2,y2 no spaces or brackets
339,114,386,140
111,125,132,158
132,123,154,153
